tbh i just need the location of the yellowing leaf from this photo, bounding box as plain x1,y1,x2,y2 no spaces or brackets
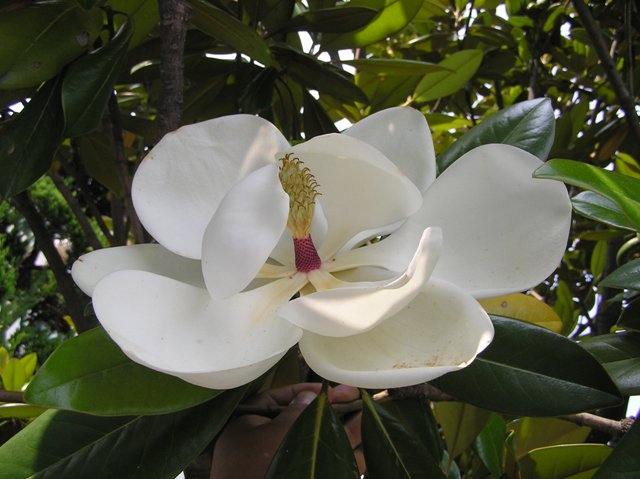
20,353,38,381
0,347,9,372
479,293,562,333
434,402,491,460
1,358,26,392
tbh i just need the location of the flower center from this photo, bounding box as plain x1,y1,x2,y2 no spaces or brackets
278,154,322,273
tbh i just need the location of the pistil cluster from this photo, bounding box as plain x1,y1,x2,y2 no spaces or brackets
278,154,322,272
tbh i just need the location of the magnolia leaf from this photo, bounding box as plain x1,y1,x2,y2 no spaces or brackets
431,316,622,416
394,398,444,462
472,413,506,479
508,417,591,459
188,0,272,66
109,0,160,48
264,391,359,479
77,131,124,196
24,327,222,415
19,353,37,381
433,402,491,461
345,59,450,76
62,17,134,138
276,6,378,34
534,159,640,231
572,191,635,230
479,293,562,333
590,239,608,279
600,258,640,290
0,388,246,479
0,1,103,89
437,98,555,175
580,332,640,395
362,391,446,479
592,416,640,479
413,50,483,103
303,89,339,139
0,347,9,371
1,358,26,392
618,297,640,332
0,404,47,419
520,444,612,479
0,75,65,200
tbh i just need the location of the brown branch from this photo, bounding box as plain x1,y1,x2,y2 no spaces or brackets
0,390,24,403
558,413,635,437
49,171,103,251
11,192,91,333
157,0,191,141
106,94,146,244
571,0,640,149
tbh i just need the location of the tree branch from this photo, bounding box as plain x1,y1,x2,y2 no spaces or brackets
0,390,24,403
157,0,191,141
558,413,635,436
571,0,640,148
11,192,91,333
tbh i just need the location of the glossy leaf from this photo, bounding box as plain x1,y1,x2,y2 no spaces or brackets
109,0,160,48
19,353,37,381
62,17,134,138
264,391,359,479
0,387,245,479
1,358,25,392
434,402,490,460
572,191,635,230
0,404,47,419
534,159,640,231
437,98,555,175
188,0,272,66
77,130,124,195
508,417,591,459
322,0,423,50
413,50,483,103
431,316,622,416
345,59,450,76
239,66,278,114
592,415,640,479
618,297,640,332
0,1,103,89
302,89,339,139
394,398,444,462
600,258,640,290
362,391,446,479
276,6,378,34
580,332,640,395
591,239,608,279
520,444,611,479
24,327,222,415
479,293,562,333
472,413,506,479
0,75,65,200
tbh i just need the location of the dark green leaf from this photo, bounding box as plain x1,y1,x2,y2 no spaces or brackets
24,327,222,415
534,159,640,231
345,59,449,76
188,0,272,66
75,0,100,10
592,414,640,479
394,398,444,462
276,6,378,34
572,191,636,230
413,50,483,103
362,391,446,479
322,0,423,50
600,258,640,290
302,89,339,139
434,402,490,460
591,239,608,279
181,76,228,124
0,86,37,109
618,297,640,332
580,332,640,395
0,76,65,200
76,131,124,195
243,0,280,23
520,444,612,479
437,98,555,175
367,74,421,113
0,1,103,89
472,413,506,479
62,17,134,138
264,391,359,479
239,66,278,114
0,387,245,479
108,0,159,49
431,316,622,416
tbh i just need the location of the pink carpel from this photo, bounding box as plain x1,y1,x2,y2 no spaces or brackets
293,236,322,272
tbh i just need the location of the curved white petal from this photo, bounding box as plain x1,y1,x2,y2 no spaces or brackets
299,278,494,388
279,134,423,259
278,228,442,337
71,244,204,297
202,164,289,300
93,271,307,389
343,107,436,194
132,115,290,259
342,144,572,296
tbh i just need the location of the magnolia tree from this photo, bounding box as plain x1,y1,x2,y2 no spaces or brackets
0,0,639,478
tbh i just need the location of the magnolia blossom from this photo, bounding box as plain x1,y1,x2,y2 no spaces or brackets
72,108,571,389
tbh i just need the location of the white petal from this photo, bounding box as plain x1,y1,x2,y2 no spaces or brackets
71,244,204,297
278,228,442,337
343,107,436,194
343,144,572,296
93,271,307,389
132,115,290,259
279,134,423,259
202,164,289,300
299,278,494,388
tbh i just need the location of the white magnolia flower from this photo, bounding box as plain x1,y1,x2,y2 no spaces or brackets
72,107,571,389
